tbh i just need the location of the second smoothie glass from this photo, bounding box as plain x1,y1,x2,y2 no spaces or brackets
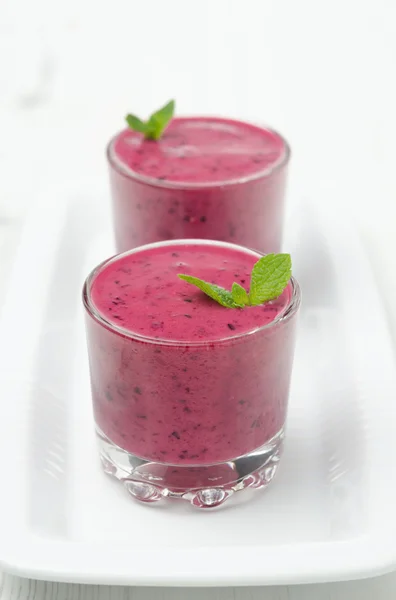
107,117,290,253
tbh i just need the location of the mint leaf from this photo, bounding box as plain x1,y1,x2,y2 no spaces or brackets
178,274,242,308
125,114,147,134
177,253,291,310
125,100,175,140
232,282,250,306
249,253,291,306
146,99,175,140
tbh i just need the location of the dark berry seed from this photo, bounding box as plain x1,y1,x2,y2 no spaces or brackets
200,216,207,222
171,252,179,257
114,280,120,284
134,386,142,395
179,454,186,459
183,298,192,303
183,406,192,413
185,387,190,393
137,415,147,419
238,399,246,405
105,390,113,402
171,431,180,440
227,323,236,330
184,314,192,319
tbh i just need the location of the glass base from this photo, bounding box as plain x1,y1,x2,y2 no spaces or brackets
97,427,284,509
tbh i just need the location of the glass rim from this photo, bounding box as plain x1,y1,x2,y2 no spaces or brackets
106,116,291,190
83,239,301,347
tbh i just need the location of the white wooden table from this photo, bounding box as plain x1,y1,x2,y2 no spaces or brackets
1,0,396,596
1,573,396,600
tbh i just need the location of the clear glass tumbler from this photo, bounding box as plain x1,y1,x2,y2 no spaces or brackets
83,239,300,508
107,117,290,254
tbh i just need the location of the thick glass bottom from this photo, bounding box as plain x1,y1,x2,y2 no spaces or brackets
97,427,284,509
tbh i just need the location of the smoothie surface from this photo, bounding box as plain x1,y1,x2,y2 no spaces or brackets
111,117,287,184
90,243,291,342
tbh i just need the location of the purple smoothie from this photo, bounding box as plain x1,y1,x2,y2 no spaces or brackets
108,117,289,253
84,241,299,465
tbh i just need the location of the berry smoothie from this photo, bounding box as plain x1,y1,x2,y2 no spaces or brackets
84,241,299,466
107,117,289,253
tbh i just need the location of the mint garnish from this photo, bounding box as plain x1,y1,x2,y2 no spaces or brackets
231,282,249,305
178,253,291,309
249,253,292,305
178,275,243,308
125,100,175,140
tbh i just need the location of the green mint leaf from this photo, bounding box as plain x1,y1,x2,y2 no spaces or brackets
178,274,242,308
145,99,175,140
248,253,291,306
125,100,175,140
231,282,250,306
125,114,147,134
177,253,291,311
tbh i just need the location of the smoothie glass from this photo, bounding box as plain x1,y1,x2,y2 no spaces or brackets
107,117,290,254
83,240,300,508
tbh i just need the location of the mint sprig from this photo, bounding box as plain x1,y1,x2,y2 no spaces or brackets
178,253,291,309
125,100,175,140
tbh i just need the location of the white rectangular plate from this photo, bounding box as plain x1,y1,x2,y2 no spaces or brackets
0,183,396,587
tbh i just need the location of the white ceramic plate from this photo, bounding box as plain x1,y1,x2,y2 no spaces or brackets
0,184,395,586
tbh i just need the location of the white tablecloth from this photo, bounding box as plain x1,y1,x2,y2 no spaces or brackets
1,0,396,597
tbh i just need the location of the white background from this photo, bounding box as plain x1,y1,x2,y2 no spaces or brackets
0,0,396,597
